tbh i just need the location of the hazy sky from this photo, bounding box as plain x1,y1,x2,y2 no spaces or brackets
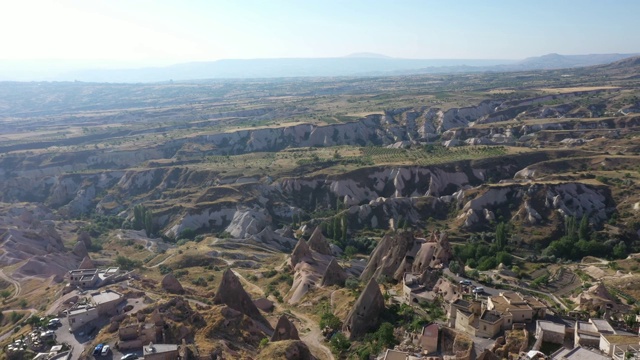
3,0,640,66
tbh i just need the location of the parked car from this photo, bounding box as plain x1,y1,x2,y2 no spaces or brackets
101,345,110,356
472,287,484,294
93,344,104,355
459,279,472,286
121,354,138,360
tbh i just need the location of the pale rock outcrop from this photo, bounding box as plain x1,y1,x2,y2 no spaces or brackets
213,269,271,328
270,315,300,341
165,207,237,238
78,256,95,269
290,239,314,269
161,273,184,294
360,231,415,282
307,226,332,255
343,278,385,340
72,241,89,259
411,231,452,272
320,258,348,287
225,208,271,239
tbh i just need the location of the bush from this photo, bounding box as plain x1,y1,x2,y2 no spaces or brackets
158,264,172,275
345,277,360,290
329,332,350,354
320,312,342,330
115,255,142,270
191,277,207,286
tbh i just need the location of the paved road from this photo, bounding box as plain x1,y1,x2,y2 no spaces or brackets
444,269,501,297
444,269,568,311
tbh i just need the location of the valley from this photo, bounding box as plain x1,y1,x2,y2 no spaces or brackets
1,56,640,360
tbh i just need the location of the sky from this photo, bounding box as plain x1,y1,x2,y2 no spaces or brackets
2,0,640,67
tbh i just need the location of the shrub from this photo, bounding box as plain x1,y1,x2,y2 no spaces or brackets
320,313,342,330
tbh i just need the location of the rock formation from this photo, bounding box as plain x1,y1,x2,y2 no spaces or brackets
290,238,313,269
78,256,95,269
161,273,185,294
72,240,89,259
343,278,385,340
213,269,271,328
77,231,92,249
307,226,332,255
360,231,415,282
411,230,451,271
259,340,313,360
320,258,348,287
270,315,300,341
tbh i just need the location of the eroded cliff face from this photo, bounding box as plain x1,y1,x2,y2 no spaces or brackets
456,182,616,230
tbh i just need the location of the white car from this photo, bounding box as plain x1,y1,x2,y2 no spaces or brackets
101,345,110,356
472,287,484,294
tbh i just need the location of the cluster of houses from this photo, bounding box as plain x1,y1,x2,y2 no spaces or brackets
381,264,640,360
535,318,640,360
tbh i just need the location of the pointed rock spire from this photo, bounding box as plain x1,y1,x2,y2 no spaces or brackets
270,315,300,341
290,238,313,269
320,258,348,287
213,269,271,328
307,226,332,255
343,277,385,340
161,273,184,294
78,256,95,269
72,240,89,259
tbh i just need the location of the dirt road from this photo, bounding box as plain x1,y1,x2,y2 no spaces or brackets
0,269,21,299
232,270,335,360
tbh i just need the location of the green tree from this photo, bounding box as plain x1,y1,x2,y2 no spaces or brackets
565,216,578,242
613,242,628,259
579,215,590,241
341,215,348,242
320,312,342,331
376,322,396,349
449,260,462,275
329,332,350,354
495,222,507,248
344,246,357,259
0,289,11,300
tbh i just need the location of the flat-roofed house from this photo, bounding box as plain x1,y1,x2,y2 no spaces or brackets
143,343,178,360
487,292,546,323
68,269,98,287
535,320,566,345
574,318,615,348
90,290,124,316
67,305,99,331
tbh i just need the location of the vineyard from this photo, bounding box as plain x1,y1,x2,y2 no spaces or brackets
361,145,508,166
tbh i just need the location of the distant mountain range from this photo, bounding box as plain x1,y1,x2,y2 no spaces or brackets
0,53,638,83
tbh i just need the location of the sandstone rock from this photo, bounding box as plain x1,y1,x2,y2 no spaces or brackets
360,231,415,282
320,258,348,287
77,231,92,248
270,315,300,341
259,340,313,360
253,298,274,312
161,273,185,294
307,226,332,255
78,256,95,269
213,269,271,328
412,230,451,272
343,278,385,340
290,238,313,269
72,240,89,259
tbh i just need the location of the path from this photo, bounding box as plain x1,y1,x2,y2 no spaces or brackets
0,269,21,299
0,308,37,343
232,270,334,360
146,253,176,268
